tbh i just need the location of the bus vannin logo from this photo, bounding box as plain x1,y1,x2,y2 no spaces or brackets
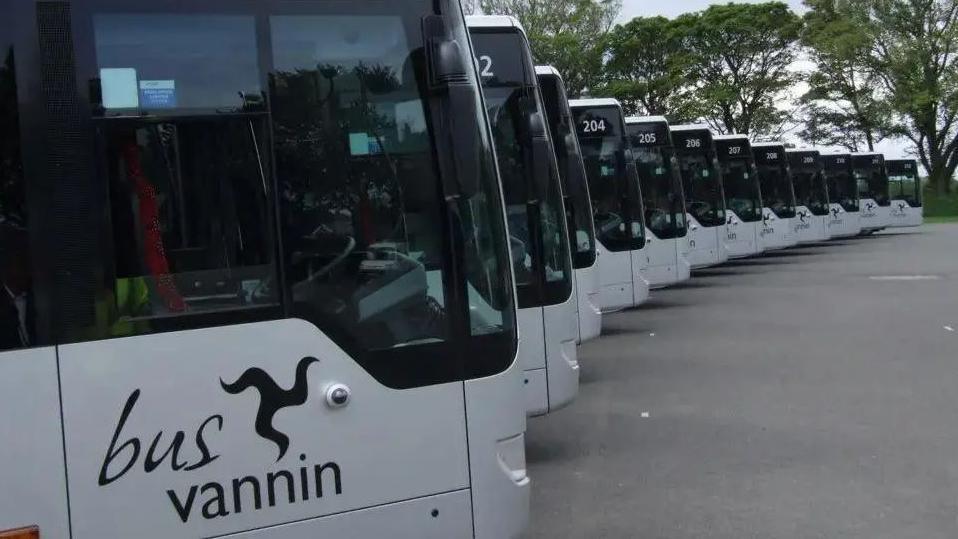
761,213,774,236
222,357,319,462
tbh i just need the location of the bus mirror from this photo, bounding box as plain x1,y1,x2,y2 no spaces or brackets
528,112,552,199
528,110,547,139
422,15,480,198
625,158,647,241
444,85,482,198
423,16,467,89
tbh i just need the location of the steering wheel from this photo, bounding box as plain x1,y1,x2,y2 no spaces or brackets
647,209,669,231
292,233,357,284
689,201,711,219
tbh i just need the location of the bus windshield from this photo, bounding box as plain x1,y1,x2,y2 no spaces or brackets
716,141,763,223
854,157,891,207
887,160,922,207
470,29,573,308
62,1,517,387
632,145,688,239
673,139,727,228
754,151,797,219
573,106,645,252
789,155,830,217
538,71,597,270
823,157,859,212
722,161,763,222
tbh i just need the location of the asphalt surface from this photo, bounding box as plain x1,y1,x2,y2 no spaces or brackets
526,224,958,539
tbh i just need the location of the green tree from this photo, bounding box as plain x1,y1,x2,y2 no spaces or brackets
475,0,622,96
599,16,697,122
677,2,804,137
862,0,958,194
801,0,891,152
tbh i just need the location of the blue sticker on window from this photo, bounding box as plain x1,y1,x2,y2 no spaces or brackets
139,80,177,108
349,132,383,156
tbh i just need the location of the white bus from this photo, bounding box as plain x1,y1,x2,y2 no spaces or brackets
625,116,691,288
468,16,579,417
886,159,924,228
0,2,530,538
670,125,731,269
751,142,799,250
536,66,602,343
569,98,650,312
852,153,892,234
821,153,863,238
786,150,831,243
713,135,765,258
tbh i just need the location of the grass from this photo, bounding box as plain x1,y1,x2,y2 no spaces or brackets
922,185,958,223
924,215,958,223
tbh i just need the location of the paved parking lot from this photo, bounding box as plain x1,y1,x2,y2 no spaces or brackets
526,224,958,538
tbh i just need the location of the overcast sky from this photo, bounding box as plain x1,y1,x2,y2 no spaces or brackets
618,0,807,21
615,1,910,158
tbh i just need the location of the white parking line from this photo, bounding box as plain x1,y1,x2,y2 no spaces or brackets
945,326,955,333
869,275,942,281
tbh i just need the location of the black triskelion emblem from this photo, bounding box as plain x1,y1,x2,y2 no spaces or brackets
221,357,319,461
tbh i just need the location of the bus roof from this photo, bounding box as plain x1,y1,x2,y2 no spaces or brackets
713,134,750,142
569,98,622,109
670,123,711,133
625,115,668,125
535,65,561,78
886,158,918,165
466,15,526,34
786,149,821,158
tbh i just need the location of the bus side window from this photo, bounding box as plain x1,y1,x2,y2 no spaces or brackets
0,39,37,352
70,14,282,342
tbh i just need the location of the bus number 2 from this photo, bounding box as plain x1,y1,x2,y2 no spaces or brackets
479,55,494,78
